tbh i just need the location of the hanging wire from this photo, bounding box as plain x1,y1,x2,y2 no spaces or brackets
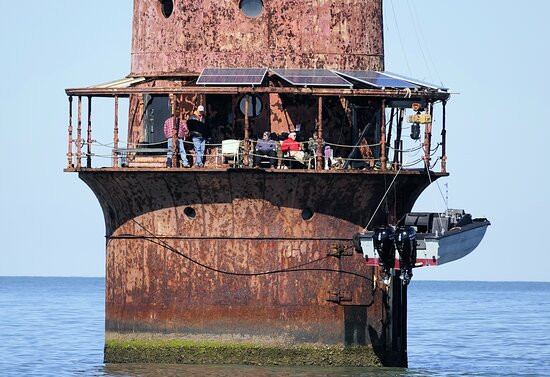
362,165,404,231
408,0,444,86
390,0,412,75
111,218,372,281
406,0,433,80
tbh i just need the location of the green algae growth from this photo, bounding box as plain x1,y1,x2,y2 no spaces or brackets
104,339,382,367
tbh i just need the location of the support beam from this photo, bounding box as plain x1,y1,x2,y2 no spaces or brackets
385,272,408,367
393,108,404,170
316,96,323,170
86,96,92,168
113,96,119,168
423,103,433,168
380,100,387,171
137,96,145,147
243,95,250,167
66,86,451,103
170,94,177,168
67,96,73,169
386,108,395,162
76,96,82,169
441,101,447,173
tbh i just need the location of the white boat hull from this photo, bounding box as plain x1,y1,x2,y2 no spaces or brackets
358,221,490,269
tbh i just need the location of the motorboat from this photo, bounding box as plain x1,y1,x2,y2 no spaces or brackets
353,209,490,284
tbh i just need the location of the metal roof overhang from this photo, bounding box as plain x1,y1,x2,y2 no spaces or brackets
65,84,450,101
87,77,147,89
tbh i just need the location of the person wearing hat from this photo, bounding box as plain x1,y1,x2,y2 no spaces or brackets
280,131,305,166
187,105,209,167
254,131,277,168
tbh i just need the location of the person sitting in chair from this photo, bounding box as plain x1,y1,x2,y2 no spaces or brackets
254,131,277,168
280,131,305,166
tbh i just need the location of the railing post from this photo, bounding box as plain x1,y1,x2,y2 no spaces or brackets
386,108,394,160
137,96,145,148
423,102,433,168
316,96,323,170
113,95,119,168
243,95,250,167
76,96,82,169
170,94,177,168
393,108,404,170
441,100,447,173
380,100,387,171
86,96,92,168
67,96,73,169
399,140,403,167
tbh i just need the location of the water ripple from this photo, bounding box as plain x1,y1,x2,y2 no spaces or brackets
1,278,549,376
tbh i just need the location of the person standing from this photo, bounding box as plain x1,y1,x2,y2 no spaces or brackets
187,105,209,167
164,113,190,167
254,131,277,168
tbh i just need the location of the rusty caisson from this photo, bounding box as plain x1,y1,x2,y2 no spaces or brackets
65,0,451,367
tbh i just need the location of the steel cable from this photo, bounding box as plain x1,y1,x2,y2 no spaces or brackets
110,218,372,280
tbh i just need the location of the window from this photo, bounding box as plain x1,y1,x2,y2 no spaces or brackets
301,209,314,221
239,95,263,118
159,0,174,18
239,0,263,18
184,207,197,219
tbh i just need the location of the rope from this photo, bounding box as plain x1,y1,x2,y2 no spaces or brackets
390,0,412,75
75,137,440,168
406,0,433,82
407,0,444,86
401,158,423,167
325,141,381,148
86,139,432,154
387,144,423,153
423,158,446,230
362,165,403,231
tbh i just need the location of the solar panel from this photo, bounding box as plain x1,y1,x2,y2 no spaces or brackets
335,70,419,89
271,69,352,87
197,68,267,85
381,71,447,90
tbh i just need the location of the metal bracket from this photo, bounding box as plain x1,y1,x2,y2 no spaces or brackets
326,290,352,304
327,243,354,258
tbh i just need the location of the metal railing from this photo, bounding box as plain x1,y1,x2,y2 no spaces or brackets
65,94,447,172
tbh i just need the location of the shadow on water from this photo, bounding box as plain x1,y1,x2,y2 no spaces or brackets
103,364,421,377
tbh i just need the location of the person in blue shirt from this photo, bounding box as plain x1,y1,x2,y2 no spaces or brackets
253,131,277,168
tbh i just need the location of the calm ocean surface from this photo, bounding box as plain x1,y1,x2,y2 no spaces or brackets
1,278,549,377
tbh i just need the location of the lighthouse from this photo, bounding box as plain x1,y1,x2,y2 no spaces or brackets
65,0,452,367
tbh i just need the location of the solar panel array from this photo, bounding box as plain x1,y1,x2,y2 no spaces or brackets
195,67,446,90
334,70,420,89
381,71,447,90
271,69,352,87
197,68,267,85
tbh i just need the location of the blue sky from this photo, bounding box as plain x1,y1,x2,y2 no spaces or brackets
0,1,548,281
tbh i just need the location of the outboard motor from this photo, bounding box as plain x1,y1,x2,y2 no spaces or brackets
395,226,417,285
373,226,395,283
410,123,421,140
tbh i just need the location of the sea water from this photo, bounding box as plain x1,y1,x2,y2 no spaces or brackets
1,277,549,377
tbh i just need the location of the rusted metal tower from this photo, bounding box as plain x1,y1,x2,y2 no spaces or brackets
65,0,450,367
130,0,384,75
